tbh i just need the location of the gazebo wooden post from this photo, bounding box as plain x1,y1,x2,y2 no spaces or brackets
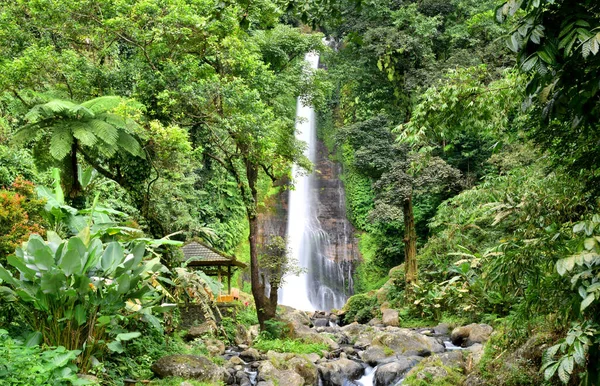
228,265,231,294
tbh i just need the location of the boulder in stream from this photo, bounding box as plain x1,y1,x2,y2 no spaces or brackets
318,358,364,386
374,356,422,386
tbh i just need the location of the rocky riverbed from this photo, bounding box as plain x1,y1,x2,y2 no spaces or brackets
151,307,493,386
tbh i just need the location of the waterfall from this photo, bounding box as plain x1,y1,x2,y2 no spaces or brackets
279,52,350,311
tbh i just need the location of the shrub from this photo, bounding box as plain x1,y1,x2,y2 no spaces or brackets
0,177,46,264
343,293,379,324
0,329,87,385
0,232,172,371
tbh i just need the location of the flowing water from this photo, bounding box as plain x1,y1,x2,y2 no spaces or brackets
279,52,349,311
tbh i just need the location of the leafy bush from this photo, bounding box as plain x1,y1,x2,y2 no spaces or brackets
261,319,292,339
0,232,172,371
343,293,379,324
0,329,88,385
0,177,46,264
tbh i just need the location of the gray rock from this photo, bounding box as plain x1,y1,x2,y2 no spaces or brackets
313,318,329,327
235,324,250,346
184,321,217,340
151,355,225,382
205,338,225,356
256,382,275,386
318,358,364,386
360,346,387,366
374,357,421,386
240,348,261,362
451,324,493,347
433,323,450,336
368,318,382,326
371,329,445,356
381,309,399,327
258,361,304,386
435,350,465,369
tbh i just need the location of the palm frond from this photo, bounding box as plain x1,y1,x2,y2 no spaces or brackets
49,125,74,160
87,119,118,145
117,131,145,158
80,96,122,114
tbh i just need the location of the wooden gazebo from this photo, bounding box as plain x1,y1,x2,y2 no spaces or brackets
181,241,246,301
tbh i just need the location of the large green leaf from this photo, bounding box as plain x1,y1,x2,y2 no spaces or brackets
101,242,124,274
59,248,82,277
116,332,141,341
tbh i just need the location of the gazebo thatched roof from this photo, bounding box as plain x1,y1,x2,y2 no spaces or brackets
181,241,246,268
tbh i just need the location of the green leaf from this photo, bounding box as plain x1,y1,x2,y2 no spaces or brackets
116,332,141,341
25,331,42,347
59,249,82,276
573,340,586,365
584,237,596,250
116,275,131,294
101,242,123,273
74,304,86,326
558,360,570,384
107,340,124,353
544,361,559,380
580,293,595,311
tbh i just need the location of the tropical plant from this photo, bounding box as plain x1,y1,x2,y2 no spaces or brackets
0,231,173,371
13,96,145,205
0,329,89,386
172,267,223,326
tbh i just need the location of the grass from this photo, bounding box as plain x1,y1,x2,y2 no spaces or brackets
253,338,328,356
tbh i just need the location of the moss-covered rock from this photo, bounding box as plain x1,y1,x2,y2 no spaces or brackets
151,354,226,382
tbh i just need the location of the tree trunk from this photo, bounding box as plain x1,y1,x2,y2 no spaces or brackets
245,162,272,329
67,141,85,208
403,195,417,285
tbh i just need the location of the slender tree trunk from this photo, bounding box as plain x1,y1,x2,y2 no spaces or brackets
245,162,272,329
67,141,84,208
403,195,417,285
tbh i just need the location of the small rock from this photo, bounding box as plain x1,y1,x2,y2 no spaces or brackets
381,309,399,327
374,357,421,386
433,323,450,336
313,318,329,327
318,358,364,386
229,356,245,366
184,321,217,340
451,324,493,347
360,346,387,366
240,348,261,362
205,338,225,356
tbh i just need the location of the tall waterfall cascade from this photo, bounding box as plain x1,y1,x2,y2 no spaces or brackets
279,52,356,311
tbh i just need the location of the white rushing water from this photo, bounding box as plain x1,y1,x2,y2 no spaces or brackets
279,51,349,311
279,51,321,311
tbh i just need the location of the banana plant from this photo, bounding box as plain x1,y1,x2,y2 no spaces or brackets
0,231,175,372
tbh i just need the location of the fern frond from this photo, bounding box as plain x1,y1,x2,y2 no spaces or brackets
41,100,77,117
99,113,128,130
12,123,41,144
87,119,118,145
117,131,145,158
69,104,95,120
49,125,73,160
72,124,99,147
81,96,122,114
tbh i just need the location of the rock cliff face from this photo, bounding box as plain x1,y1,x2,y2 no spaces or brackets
257,139,360,307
